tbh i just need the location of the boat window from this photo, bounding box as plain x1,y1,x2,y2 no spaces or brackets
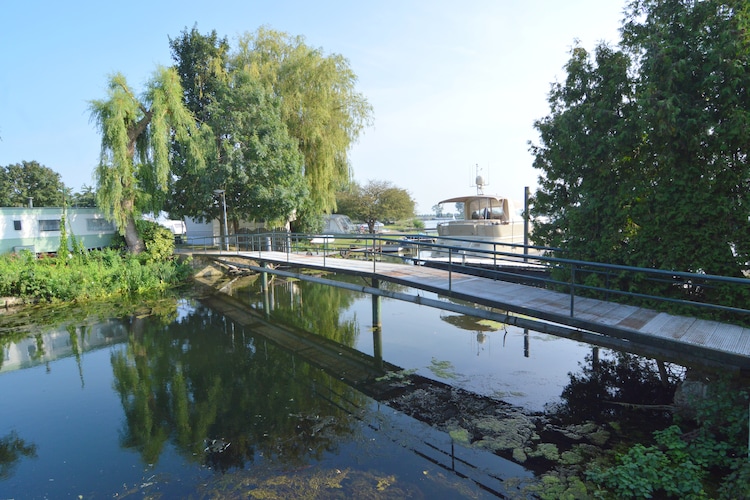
13,220,21,230
466,199,505,220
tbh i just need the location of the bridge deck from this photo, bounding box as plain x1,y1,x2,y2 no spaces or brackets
202,250,750,369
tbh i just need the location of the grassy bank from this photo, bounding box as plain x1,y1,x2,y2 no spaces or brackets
0,248,192,304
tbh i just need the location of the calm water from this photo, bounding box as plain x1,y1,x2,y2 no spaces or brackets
0,274,673,498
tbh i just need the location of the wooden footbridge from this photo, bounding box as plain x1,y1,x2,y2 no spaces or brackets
189,234,750,371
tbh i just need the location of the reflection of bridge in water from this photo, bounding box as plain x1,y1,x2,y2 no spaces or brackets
192,234,750,371
200,291,533,498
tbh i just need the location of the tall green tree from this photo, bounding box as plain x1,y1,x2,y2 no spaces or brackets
530,44,640,265
203,71,307,229
531,0,750,277
233,27,373,222
2,161,66,207
89,68,206,253
166,26,230,224
336,180,415,233
622,0,750,276
167,28,307,230
168,25,229,125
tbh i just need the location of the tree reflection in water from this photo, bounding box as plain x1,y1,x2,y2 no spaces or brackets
111,294,367,473
556,350,682,429
0,431,37,479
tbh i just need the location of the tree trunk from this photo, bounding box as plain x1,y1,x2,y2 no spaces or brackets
122,198,144,253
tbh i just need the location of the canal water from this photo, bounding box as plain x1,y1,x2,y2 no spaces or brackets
0,273,685,498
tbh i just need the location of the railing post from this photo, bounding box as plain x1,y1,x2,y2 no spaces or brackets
448,248,453,291
570,263,576,317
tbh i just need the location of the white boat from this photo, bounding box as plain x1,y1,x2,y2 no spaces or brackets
432,174,528,258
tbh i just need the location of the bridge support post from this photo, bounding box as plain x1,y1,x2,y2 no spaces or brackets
523,329,529,358
372,278,383,369
261,262,270,319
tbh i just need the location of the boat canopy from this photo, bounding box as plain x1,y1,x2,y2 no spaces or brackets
437,195,505,205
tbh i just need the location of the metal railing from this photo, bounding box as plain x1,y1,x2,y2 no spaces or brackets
181,231,750,326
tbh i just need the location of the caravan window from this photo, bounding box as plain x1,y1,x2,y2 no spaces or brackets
87,218,115,231
39,219,61,232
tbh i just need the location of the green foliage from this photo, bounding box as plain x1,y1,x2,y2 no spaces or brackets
0,248,191,303
234,27,373,219
336,180,415,233
134,219,175,263
0,161,66,207
587,427,707,499
585,376,749,499
89,67,206,253
412,219,425,230
531,1,750,278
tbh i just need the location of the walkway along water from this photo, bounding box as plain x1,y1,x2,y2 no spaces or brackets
191,239,750,371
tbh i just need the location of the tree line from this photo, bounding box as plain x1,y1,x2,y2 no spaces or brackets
0,160,96,208
530,0,750,278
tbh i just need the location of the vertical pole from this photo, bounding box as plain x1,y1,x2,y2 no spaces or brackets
222,191,229,252
570,264,576,317
261,262,270,320
372,279,382,329
523,328,529,358
448,249,453,291
524,186,529,263
372,278,383,369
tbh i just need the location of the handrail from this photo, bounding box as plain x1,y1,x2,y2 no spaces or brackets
180,230,750,326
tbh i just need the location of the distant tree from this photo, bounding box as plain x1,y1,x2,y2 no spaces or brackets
0,167,10,207
336,180,415,233
89,68,206,253
2,161,65,207
69,184,98,208
233,27,373,224
431,204,444,218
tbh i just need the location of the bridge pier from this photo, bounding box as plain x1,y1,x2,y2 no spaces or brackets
261,262,270,319
372,278,383,369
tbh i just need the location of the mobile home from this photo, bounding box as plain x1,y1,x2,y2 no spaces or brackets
0,207,117,254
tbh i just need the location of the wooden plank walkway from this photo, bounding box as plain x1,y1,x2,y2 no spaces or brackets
199,250,750,370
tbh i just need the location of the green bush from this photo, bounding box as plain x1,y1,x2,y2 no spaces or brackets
0,246,192,304
135,219,175,262
586,377,749,499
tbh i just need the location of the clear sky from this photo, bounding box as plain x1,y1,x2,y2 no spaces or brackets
0,0,626,213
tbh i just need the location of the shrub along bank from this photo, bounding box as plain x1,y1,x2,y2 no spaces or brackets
0,220,192,304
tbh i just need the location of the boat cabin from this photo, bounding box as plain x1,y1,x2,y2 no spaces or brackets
438,195,515,224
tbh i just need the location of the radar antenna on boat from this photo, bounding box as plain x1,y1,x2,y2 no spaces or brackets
472,164,487,195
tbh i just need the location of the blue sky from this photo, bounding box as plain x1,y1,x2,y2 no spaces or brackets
0,0,626,213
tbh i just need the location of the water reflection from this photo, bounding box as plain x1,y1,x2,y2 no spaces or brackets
111,304,365,471
1,273,746,497
0,431,37,480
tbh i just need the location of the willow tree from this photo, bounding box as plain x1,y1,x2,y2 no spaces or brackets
232,27,373,225
89,67,205,253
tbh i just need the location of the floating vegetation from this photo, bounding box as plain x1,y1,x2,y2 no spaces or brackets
428,358,460,380
201,465,414,499
375,369,417,387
